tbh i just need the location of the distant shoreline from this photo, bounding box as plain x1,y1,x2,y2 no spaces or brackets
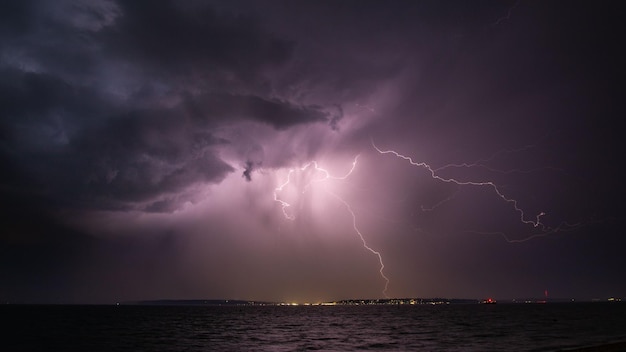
3,297,623,306
122,297,624,306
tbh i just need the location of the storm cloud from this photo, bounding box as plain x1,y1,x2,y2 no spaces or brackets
1,0,624,304
0,0,337,214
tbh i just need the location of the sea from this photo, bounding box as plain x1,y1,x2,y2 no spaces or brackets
3,302,626,351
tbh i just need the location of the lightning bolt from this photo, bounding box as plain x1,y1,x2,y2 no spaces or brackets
423,140,565,212
273,157,357,220
372,140,544,228
328,191,390,298
273,156,390,297
371,140,584,242
273,170,297,220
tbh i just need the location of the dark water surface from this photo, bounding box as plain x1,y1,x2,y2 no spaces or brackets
3,303,626,351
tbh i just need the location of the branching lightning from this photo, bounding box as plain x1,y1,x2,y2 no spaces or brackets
269,137,585,298
372,140,544,228
273,157,357,220
273,156,390,297
371,140,583,243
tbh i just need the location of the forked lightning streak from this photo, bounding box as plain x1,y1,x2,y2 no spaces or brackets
372,140,583,242
273,156,390,297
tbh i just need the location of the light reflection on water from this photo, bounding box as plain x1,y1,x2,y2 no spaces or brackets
3,303,626,351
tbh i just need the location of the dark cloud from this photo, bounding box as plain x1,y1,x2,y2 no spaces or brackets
101,0,294,87
242,160,254,182
0,0,332,216
0,68,231,211
183,92,329,129
328,104,343,131
0,1,35,36
0,73,328,213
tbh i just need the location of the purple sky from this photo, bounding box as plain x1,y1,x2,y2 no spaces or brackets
1,0,624,304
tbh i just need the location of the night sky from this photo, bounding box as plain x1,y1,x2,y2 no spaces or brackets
1,0,624,304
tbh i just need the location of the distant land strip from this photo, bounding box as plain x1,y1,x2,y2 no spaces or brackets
121,297,624,306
